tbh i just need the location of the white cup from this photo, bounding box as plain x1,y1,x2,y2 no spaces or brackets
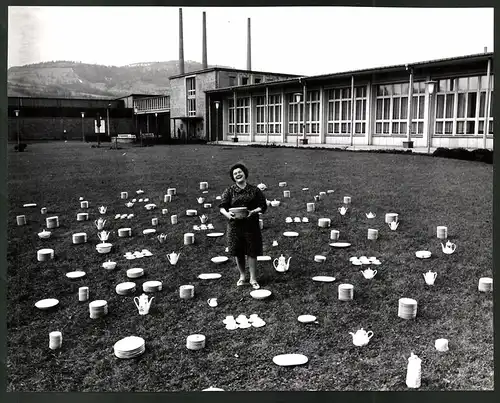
151,218,158,226
40,207,48,214
171,215,178,225
78,286,89,302
162,208,168,215
207,298,218,307
330,230,340,240
283,190,290,198
343,196,351,204
16,215,26,226
164,194,172,202
121,192,128,199
435,338,449,352
306,203,315,212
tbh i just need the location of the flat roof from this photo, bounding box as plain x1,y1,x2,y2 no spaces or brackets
169,66,301,80
114,93,168,100
206,52,494,94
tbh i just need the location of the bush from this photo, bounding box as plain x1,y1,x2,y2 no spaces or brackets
14,143,27,152
432,147,493,164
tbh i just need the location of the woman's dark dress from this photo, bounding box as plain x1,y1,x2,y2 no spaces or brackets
219,183,267,258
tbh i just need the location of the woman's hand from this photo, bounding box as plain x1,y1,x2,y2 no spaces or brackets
225,212,235,220
247,209,257,218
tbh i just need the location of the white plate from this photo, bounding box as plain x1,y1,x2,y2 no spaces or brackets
302,188,309,191
127,268,144,278
251,320,266,328
114,336,145,352
257,256,271,261
283,231,299,237
211,256,228,264
372,260,381,265
351,260,363,266
329,242,351,248
297,315,317,323
206,232,224,237
349,257,359,262
143,229,156,235
23,203,37,207
66,271,86,279
273,354,309,367
35,298,59,310
198,273,222,280
415,251,432,259
250,289,272,300
312,276,336,283
125,255,136,260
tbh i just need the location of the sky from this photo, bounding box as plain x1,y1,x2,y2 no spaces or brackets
8,6,494,76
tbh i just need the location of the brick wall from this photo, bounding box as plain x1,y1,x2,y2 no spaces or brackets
8,117,134,141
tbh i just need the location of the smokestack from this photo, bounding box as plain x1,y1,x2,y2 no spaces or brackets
179,8,185,75
247,18,251,71
202,12,207,69
484,46,488,53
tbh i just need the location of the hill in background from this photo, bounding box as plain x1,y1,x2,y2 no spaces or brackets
8,60,229,99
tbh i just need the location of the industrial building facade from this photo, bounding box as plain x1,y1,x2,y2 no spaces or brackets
204,52,494,150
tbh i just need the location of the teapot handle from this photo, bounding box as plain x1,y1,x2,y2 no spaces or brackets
451,244,456,252
433,272,438,280
167,255,172,263
273,259,278,269
133,297,140,309
372,270,377,277
367,331,374,339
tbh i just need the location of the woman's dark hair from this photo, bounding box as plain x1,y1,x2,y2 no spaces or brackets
229,163,249,182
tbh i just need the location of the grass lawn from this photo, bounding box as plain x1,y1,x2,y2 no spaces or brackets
6,142,493,391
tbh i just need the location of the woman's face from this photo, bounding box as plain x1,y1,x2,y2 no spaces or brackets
232,168,246,183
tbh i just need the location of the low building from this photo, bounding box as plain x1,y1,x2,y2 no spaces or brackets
205,52,494,150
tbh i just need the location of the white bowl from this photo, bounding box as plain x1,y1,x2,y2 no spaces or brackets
126,202,134,208
102,261,117,270
96,243,112,254
250,289,272,300
38,231,51,239
270,201,280,207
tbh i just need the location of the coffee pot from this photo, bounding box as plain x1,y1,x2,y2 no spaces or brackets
273,254,291,272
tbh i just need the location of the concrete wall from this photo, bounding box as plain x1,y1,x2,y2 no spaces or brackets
8,116,134,141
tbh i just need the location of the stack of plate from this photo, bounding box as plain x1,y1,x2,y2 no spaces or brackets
338,284,354,301
186,209,198,216
115,282,136,296
367,229,379,240
318,218,331,228
72,232,87,244
127,268,144,279
200,181,209,190
118,228,132,237
89,300,108,319
398,298,418,319
184,233,195,245
167,188,176,196
76,213,88,221
478,277,493,292
186,334,206,350
143,281,162,292
37,248,54,262
179,285,195,299
46,216,59,229
114,336,145,359
314,255,326,263
436,226,448,240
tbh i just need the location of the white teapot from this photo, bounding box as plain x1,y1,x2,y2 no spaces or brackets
349,328,374,346
157,233,167,244
98,205,107,214
167,251,180,265
423,270,437,285
388,221,399,231
94,218,106,230
361,268,377,279
97,230,110,242
197,197,205,204
338,206,348,216
273,254,291,272
134,293,154,315
365,212,376,219
441,241,456,254
200,214,208,224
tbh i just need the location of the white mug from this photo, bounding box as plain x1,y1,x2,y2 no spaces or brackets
435,338,449,352
207,298,218,307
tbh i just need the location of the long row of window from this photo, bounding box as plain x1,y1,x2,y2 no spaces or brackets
225,75,494,136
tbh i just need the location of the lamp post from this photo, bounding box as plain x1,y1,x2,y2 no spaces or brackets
14,109,20,147
80,112,85,142
425,80,437,154
107,103,111,141
293,93,302,147
214,101,220,144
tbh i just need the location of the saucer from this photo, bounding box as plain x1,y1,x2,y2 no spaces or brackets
198,273,222,280
211,256,228,264
312,276,336,283
283,231,299,237
66,271,86,279
297,315,317,323
35,298,59,310
330,242,351,248
206,233,224,237
257,256,271,261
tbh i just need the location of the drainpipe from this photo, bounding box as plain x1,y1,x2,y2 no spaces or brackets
484,57,491,149
265,86,269,145
405,66,414,148
350,75,355,146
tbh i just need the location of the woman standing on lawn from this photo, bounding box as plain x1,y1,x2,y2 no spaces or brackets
219,163,267,290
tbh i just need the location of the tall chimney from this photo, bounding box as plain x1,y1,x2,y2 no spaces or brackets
179,8,185,75
202,12,208,69
247,18,251,71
